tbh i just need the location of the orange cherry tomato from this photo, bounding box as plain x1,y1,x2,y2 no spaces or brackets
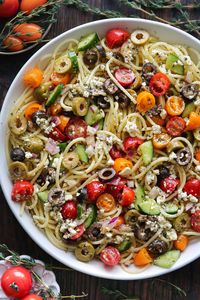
152,133,171,149
23,67,43,88
133,248,153,266
186,112,200,131
115,215,125,227
165,96,185,116
195,149,200,161
96,193,116,212
174,234,189,251
51,72,71,86
57,115,70,132
13,23,42,42
49,102,62,116
113,158,133,173
20,0,47,14
3,35,24,52
24,102,43,119
136,91,155,113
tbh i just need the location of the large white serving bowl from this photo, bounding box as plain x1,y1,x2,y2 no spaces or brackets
0,18,200,280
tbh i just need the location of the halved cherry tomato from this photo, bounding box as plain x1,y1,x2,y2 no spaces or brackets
21,295,43,300
87,181,106,202
1,266,32,298
115,215,125,227
166,116,186,137
3,36,24,52
106,177,127,198
49,127,66,142
113,158,133,173
65,118,87,140
152,133,171,149
185,112,200,131
61,200,77,219
24,102,43,120
51,72,71,86
23,67,43,88
149,72,171,96
70,224,85,240
109,144,125,160
190,210,200,232
106,28,129,49
119,186,135,206
165,96,185,116
195,149,200,161
114,68,135,87
100,246,121,266
96,193,116,212
183,178,200,197
159,176,179,194
0,0,19,18
136,91,155,113
12,181,34,202
49,102,62,116
123,136,144,151
13,23,42,42
20,0,47,14
57,115,70,132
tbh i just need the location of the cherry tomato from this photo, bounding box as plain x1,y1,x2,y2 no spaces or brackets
183,178,200,197
86,181,106,202
165,96,185,116
12,181,34,202
152,133,171,149
13,23,42,42
65,118,87,140
114,68,135,87
119,186,135,206
100,246,121,266
51,72,71,86
149,72,171,96
159,176,179,194
57,115,70,132
106,178,127,198
0,0,19,18
61,200,77,219
70,224,85,240
190,210,200,232
109,144,125,160
115,215,125,227
21,295,43,300
113,158,133,174
96,193,116,212
3,35,24,52
123,136,144,151
20,0,47,14
166,116,186,137
1,266,32,298
106,28,129,49
49,127,66,142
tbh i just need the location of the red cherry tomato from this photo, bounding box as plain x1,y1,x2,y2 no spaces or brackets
86,181,106,202
190,210,200,232
114,68,135,87
11,181,34,202
160,176,179,194
106,28,129,49
0,0,19,18
100,246,121,266
65,118,87,140
61,200,77,219
21,295,43,300
119,186,135,206
49,127,66,142
1,266,32,298
123,136,144,151
70,224,85,240
106,177,127,198
166,116,186,137
149,72,171,96
109,144,125,160
183,178,200,197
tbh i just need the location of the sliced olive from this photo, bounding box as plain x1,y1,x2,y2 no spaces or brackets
9,162,28,181
83,49,98,67
113,52,124,62
173,213,190,232
36,167,56,186
75,241,95,262
181,84,199,100
124,209,140,226
10,147,25,162
62,151,79,169
142,62,157,81
131,30,149,45
94,96,110,109
76,187,88,202
157,166,170,183
166,140,185,153
24,137,43,153
54,55,72,74
72,97,89,116
33,83,52,103
9,114,27,135
104,79,118,95
48,188,65,206
114,92,130,108
87,222,103,241
31,110,48,125
98,168,116,183
96,44,106,60
176,147,192,166
148,239,168,255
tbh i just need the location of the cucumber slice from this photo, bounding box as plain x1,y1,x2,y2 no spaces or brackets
46,84,63,107
84,105,104,125
139,140,153,166
77,203,83,220
37,191,48,203
118,240,132,253
166,54,184,75
78,32,99,51
135,185,145,210
154,250,181,268
84,205,97,228
68,50,79,73
164,202,178,214
76,144,88,163
97,118,104,130
182,102,195,118
139,198,160,215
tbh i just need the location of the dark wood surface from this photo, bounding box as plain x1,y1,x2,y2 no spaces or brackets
0,1,200,299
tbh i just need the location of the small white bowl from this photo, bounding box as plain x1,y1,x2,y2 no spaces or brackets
0,18,200,280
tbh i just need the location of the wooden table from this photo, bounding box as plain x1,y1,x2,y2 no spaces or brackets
0,1,200,299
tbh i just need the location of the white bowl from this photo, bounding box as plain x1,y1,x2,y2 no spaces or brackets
0,18,200,280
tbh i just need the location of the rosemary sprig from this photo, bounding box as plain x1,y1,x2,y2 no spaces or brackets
101,287,139,300
151,278,187,297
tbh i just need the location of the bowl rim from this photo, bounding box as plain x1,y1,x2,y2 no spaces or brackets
0,17,200,280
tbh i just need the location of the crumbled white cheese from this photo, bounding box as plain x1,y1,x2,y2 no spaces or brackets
178,190,198,203
64,193,73,201
83,90,90,97
166,229,177,241
169,152,177,160
156,195,166,204
183,55,193,66
85,145,94,158
107,158,114,166
152,49,168,60
157,215,172,230
25,151,32,159
159,64,167,73
52,157,60,168
152,124,161,134
127,180,134,188
195,165,200,172
87,126,97,135
124,121,140,137
146,172,155,185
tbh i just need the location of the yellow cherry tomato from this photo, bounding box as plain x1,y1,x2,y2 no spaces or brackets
165,96,185,116
113,158,133,173
136,91,155,113
152,133,171,149
96,193,116,212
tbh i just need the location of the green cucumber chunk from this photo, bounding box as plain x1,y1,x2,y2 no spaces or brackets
37,191,48,203
68,50,79,73
139,140,153,166
84,205,97,228
135,185,145,210
139,198,160,215
118,240,132,253
76,144,88,163
97,118,104,130
164,202,179,214
58,142,67,152
84,105,104,125
46,84,63,107
154,250,181,268
166,54,184,75
77,203,83,220
182,102,195,118
78,32,99,51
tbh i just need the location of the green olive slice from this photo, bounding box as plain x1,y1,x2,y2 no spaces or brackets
173,213,190,232
75,241,95,262
9,162,28,181
124,209,140,226
9,114,27,135
24,137,44,153
62,151,79,169
72,97,89,116
54,55,72,74
131,30,149,45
